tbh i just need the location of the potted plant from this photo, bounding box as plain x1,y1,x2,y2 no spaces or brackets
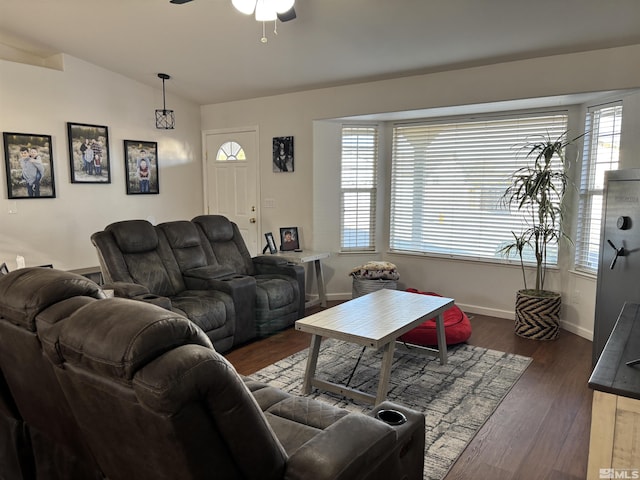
499,131,582,340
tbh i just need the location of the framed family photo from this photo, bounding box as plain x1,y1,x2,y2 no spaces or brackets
279,227,299,251
3,132,56,199
124,140,159,195
67,122,111,183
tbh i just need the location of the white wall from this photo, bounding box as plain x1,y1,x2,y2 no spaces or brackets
0,55,204,270
201,44,640,340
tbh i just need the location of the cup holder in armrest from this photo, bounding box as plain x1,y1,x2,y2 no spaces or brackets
375,409,407,426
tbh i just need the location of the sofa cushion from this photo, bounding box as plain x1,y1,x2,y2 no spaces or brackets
51,298,212,381
256,276,295,309
107,220,158,253
170,290,233,332
193,215,234,242
0,268,103,331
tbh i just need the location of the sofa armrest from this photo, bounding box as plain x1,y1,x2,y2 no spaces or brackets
102,281,150,298
284,413,397,480
252,258,304,281
252,255,289,267
102,282,173,310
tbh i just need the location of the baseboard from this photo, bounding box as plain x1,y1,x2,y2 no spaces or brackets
559,321,593,341
456,303,514,320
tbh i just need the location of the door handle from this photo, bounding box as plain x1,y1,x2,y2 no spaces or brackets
607,239,625,270
249,217,256,224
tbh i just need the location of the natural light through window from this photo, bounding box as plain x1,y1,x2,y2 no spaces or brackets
340,126,378,251
389,112,568,263
574,102,623,273
216,141,246,161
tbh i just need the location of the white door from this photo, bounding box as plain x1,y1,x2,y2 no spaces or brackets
204,129,259,256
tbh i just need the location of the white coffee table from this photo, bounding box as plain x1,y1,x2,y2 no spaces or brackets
295,289,454,405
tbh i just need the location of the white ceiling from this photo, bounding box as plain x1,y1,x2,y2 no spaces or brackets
1,0,640,105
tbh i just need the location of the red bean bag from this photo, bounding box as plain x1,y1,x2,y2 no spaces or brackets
399,289,472,346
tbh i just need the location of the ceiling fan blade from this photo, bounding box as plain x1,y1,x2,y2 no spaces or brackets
277,6,296,22
169,0,193,4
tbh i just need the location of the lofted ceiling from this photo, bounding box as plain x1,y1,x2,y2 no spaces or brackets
1,0,640,105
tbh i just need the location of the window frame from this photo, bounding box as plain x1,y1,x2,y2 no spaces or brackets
339,125,379,252
574,101,623,274
389,110,570,265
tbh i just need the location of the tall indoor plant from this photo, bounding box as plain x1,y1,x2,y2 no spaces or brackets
500,131,581,340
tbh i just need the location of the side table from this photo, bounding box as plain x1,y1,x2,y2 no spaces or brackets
275,251,330,308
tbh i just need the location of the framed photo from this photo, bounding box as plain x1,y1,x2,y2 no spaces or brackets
273,136,294,173
67,122,110,183
124,140,159,195
264,232,277,254
3,132,56,199
279,227,299,251
0,263,8,275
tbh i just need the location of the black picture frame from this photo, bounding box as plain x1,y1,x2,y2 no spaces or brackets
273,136,294,173
2,132,56,199
264,232,277,254
124,140,159,195
67,122,111,183
279,227,299,251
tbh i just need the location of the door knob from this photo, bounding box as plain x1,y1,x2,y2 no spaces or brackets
249,217,256,223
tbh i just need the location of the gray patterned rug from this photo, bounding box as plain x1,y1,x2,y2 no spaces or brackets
252,339,532,480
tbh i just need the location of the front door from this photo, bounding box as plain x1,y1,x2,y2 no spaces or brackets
204,129,259,256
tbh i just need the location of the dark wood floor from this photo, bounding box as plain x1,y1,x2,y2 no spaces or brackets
224,303,593,480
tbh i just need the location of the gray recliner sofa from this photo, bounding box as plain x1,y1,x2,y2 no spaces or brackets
0,268,426,480
91,215,305,352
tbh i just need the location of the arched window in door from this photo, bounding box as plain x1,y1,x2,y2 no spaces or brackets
216,141,246,161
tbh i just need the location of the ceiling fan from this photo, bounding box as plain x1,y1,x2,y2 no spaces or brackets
169,0,296,22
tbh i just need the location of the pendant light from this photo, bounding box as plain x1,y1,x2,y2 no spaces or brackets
155,73,175,130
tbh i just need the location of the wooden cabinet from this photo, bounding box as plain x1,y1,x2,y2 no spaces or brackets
588,303,640,479
587,391,640,479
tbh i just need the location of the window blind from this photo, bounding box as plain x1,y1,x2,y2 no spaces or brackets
340,126,378,251
574,103,623,273
390,113,568,263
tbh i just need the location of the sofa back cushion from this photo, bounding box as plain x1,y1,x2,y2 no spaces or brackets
192,215,255,275
0,268,105,475
93,220,186,296
157,221,211,273
50,298,287,480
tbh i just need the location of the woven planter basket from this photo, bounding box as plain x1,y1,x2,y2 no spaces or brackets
352,278,398,299
514,290,561,340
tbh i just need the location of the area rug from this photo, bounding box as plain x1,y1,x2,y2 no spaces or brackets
251,339,532,480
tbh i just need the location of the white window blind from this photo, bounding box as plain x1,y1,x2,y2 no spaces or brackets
341,126,378,251
390,112,568,262
574,102,623,273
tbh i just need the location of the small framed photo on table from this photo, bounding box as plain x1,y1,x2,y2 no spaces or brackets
279,227,299,251
264,232,277,254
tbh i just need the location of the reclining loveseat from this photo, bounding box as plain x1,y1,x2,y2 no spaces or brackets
91,215,305,352
0,268,426,480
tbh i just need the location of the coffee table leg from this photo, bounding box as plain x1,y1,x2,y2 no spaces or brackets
436,312,448,365
303,334,322,394
375,341,396,405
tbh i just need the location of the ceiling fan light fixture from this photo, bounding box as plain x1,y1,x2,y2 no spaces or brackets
272,0,294,13
255,0,277,21
232,0,256,15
